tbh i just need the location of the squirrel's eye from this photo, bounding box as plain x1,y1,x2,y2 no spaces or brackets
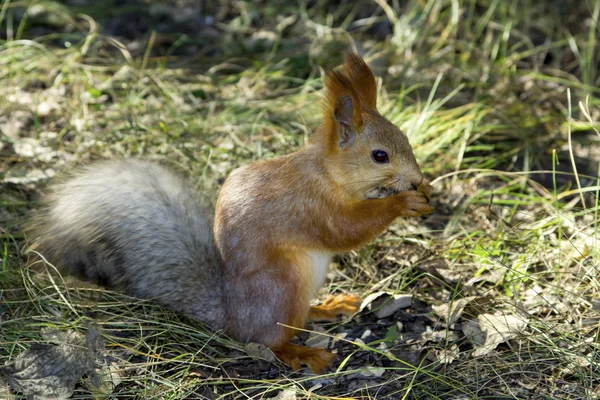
371,150,389,164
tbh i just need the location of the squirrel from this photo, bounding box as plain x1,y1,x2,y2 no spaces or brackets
29,53,433,373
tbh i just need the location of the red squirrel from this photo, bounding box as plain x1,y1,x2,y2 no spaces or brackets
31,53,433,373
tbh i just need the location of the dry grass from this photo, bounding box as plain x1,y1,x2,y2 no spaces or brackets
1,0,599,398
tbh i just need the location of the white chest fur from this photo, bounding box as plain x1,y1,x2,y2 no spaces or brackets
309,251,333,291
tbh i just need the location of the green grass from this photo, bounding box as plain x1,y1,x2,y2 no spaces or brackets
1,0,599,398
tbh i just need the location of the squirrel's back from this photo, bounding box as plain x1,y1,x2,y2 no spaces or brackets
30,160,225,328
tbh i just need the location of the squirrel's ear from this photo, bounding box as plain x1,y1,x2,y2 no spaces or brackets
323,70,363,148
333,95,355,147
343,53,377,109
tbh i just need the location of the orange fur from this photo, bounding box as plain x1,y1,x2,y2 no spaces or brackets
309,294,362,322
320,53,378,152
323,70,364,129
214,53,433,372
273,343,336,373
342,53,378,109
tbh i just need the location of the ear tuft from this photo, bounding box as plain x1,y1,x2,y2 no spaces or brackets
320,53,377,149
343,53,377,109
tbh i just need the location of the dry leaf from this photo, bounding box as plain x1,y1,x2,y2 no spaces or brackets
375,294,412,318
432,297,476,326
461,319,485,346
359,291,412,318
86,364,122,395
358,366,386,378
0,375,11,398
271,388,297,400
359,291,387,312
435,344,460,364
1,327,104,400
420,326,459,343
305,327,330,349
472,314,528,356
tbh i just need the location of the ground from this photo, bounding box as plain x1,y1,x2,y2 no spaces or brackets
1,0,599,399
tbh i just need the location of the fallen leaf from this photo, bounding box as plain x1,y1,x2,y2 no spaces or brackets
472,314,528,356
461,319,485,346
420,326,459,343
360,291,412,318
359,291,387,313
305,326,330,349
432,297,476,326
562,354,593,375
271,388,297,400
358,366,386,378
0,374,11,398
416,258,465,285
1,326,104,400
434,344,459,364
85,364,122,395
375,294,413,318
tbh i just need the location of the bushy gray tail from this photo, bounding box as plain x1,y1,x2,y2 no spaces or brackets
29,160,226,328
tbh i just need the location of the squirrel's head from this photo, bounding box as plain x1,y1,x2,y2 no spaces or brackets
317,53,425,200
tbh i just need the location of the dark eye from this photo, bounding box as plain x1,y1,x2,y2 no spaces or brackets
371,150,389,164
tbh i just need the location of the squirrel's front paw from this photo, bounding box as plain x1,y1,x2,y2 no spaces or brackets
417,178,434,201
395,190,433,218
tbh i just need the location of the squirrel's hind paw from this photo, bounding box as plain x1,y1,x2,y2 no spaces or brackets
309,294,361,322
273,343,335,373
